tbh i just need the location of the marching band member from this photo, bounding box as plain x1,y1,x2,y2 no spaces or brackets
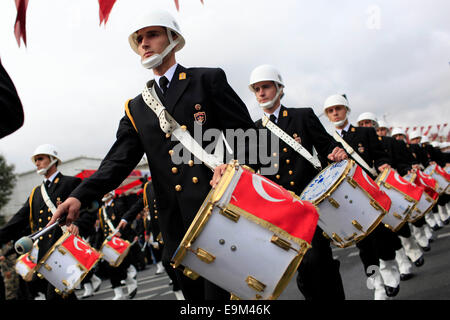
248,64,347,300
120,180,185,300
323,95,401,300
0,59,24,139
97,191,138,300
49,9,257,300
358,114,422,281
391,129,436,249
0,144,96,300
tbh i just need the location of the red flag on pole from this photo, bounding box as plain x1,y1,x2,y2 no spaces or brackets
99,0,117,25
14,0,29,47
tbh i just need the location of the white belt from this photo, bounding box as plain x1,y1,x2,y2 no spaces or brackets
40,184,67,233
142,84,223,171
262,115,322,170
332,131,378,176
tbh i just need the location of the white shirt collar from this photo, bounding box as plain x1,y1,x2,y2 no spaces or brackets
105,199,113,207
154,63,178,89
44,171,59,184
336,122,351,137
263,104,282,122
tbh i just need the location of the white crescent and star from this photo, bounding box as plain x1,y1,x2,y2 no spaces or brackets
112,236,123,247
361,169,378,189
393,172,408,185
252,174,285,203
73,237,93,255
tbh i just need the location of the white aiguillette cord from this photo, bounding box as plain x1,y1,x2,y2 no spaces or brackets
262,114,322,170
332,131,378,176
40,184,67,233
142,83,223,171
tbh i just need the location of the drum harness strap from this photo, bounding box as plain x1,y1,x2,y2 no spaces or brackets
261,115,322,170
332,131,378,176
141,81,224,171
40,184,67,233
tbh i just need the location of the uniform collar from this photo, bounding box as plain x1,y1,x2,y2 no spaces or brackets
263,104,282,122
154,63,178,89
336,122,351,137
44,171,60,184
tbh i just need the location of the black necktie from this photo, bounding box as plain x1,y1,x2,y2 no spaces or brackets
342,130,348,138
159,76,169,95
45,180,51,189
270,114,277,124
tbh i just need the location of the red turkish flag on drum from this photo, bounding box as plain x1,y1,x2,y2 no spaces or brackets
436,165,450,181
229,169,318,244
385,170,423,201
352,166,391,212
415,171,439,200
62,235,101,270
21,253,36,269
107,236,129,255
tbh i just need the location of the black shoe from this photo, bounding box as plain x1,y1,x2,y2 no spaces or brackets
421,245,431,252
414,256,425,267
128,288,137,299
385,285,400,297
443,219,449,225
432,225,442,231
400,273,414,281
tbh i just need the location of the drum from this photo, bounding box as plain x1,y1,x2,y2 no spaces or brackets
172,162,318,300
424,163,450,194
35,233,102,296
403,172,438,222
15,241,39,281
300,159,390,248
375,168,423,232
100,235,131,267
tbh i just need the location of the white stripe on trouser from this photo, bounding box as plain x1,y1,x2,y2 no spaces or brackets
423,224,435,241
438,205,449,222
395,248,413,275
399,235,423,263
411,224,429,247
379,259,400,288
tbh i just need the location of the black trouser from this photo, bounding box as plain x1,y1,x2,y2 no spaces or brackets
396,222,411,238
45,282,78,300
296,226,345,300
109,254,132,288
356,224,398,275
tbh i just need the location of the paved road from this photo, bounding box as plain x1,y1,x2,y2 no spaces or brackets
77,223,450,301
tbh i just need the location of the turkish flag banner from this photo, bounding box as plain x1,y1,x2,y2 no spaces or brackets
353,166,391,212
62,234,101,270
436,165,450,181
107,236,129,255
98,0,117,25
415,171,439,200
21,253,36,269
229,169,318,244
385,170,423,201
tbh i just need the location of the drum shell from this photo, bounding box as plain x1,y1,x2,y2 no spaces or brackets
100,238,131,267
15,253,37,282
424,165,450,194
377,183,413,232
35,233,101,296
301,160,386,248
172,164,311,300
408,192,436,223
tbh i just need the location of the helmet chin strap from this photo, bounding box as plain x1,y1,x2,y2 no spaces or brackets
333,117,348,128
141,29,180,70
259,85,283,110
36,158,57,176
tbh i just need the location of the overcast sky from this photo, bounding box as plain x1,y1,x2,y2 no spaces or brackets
1,0,449,174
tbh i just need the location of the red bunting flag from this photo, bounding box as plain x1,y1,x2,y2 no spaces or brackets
14,0,29,47
98,0,117,25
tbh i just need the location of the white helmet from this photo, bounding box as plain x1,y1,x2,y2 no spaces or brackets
409,130,421,140
391,127,406,137
421,135,430,144
431,141,439,148
377,120,389,129
128,10,185,69
249,65,285,110
31,144,61,175
357,112,378,126
323,94,351,127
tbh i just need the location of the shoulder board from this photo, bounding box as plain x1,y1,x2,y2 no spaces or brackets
125,99,138,132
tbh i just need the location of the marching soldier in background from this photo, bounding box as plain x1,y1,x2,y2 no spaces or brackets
97,191,138,300
120,180,185,300
0,241,21,300
358,113,423,281
249,65,348,300
0,144,96,300
49,9,257,300
323,95,401,300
